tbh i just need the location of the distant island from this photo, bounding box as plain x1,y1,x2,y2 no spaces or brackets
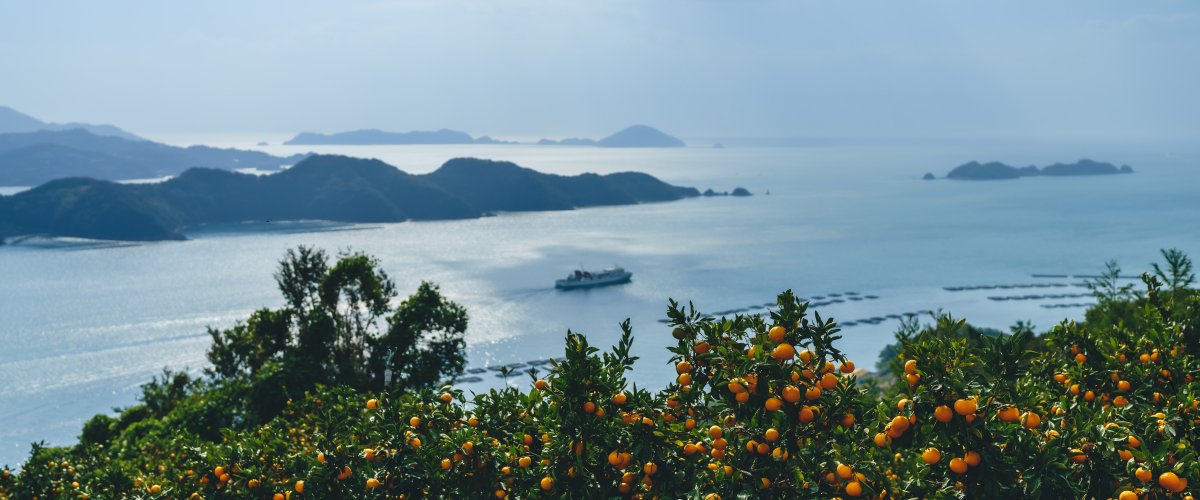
0,129,311,186
283,129,516,146
284,124,687,148
944,159,1134,180
0,155,701,242
0,105,143,142
539,125,686,148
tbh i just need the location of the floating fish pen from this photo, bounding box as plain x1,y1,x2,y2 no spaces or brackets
1032,274,1069,278
467,368,487,374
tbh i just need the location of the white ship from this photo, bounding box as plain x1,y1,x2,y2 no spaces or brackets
555,267,632,290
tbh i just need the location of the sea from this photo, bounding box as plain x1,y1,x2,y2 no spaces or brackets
2,135,1198,468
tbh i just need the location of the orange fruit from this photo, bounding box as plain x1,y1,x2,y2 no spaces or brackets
273,494,284,500
845,481,863,497
890,415,910,433
1022,412,1041,429
836,463,853,479
903,359,918,374
612,393,627,406
998,406,1019,422
840,413,856,427
805,386,822,400
799,349,815,364
764,428,780,442
922,447,942,464
677,373,693,386
782,385,801,403
1159,472,1184,492
535,379,549,390
772,343,796,361
874,433,891,447
540,476,554,490
798,406,816,423
819,372,839,390
441,458,452,470
709,425,723,439
764,397,783,412
583,401,597,413
953,398,977,416
366,478,381,489
949,457,968,474
440,392,453,403
1128,436,1142,448
1075,353,1086,364
840,360,856,373
409,416,421,427
963,451,981,467
676,361,693,374
1117,380,1130,392
1135,467,1152,483
1118,491,1137,500
934,405,953,423
644,462,658,475
768,325,787,343
694,341,711,354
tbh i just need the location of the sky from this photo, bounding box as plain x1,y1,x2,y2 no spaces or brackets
1,0,1197,140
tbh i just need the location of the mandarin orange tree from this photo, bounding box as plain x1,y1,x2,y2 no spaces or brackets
3,250,1199,500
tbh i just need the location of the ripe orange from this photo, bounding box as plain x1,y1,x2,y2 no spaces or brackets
1022,412,1041,429
540,476,554,490
274,494,284,500
1159,472,1185,492
874,433,890,447
934,405,953,423
782,385,802,403
677,373,693,386
805,386,822,400
768,325,787,343
1075,353,1086,364
709,425,723,439
890,415,910,433
949,458,968,474
612,392,627,406
440,392,453,403
845,480,863,497
798,406,816,423
836,463,853,479
1135,467,1152,482
819,372,838,390
1118,491,1138,500
676,361,693,374
764,428,780,442
765,397,783,411
1117,380,1130,392
441,458,452,470
963,451,981,467
953,398,977,416
840,360,856,374
840,413,856,427
410,416,421,427
903,359,918,374
772,343,796,361
694,341,711,354
922,448,942,464
583,401,597,413
997,406,1019,422
337,466,352,480
735,391,750,403
1128,436,1142,448
1113,395,1129,408
535,379,549,390
644,462,658,475
799,349,815,364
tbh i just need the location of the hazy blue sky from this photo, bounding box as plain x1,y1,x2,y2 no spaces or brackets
2,1,1197,140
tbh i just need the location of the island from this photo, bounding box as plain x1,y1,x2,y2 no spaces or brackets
283,129,515,145
0,129,311,186
0,105,143,141
0,155,701,242
539,125,686,148
944,159,1133,180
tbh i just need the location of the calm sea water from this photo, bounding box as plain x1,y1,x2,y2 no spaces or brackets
2,138,1198,467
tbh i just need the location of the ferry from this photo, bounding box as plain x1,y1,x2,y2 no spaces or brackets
555,267,632,290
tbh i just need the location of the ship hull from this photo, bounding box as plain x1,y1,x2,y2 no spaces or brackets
555,272,632,290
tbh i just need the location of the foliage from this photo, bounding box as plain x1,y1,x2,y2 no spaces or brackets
3,251,1200,500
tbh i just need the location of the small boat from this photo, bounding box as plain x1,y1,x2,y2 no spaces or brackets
555,267,632,290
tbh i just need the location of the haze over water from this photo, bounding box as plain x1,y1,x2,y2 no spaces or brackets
2,137,1198,467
